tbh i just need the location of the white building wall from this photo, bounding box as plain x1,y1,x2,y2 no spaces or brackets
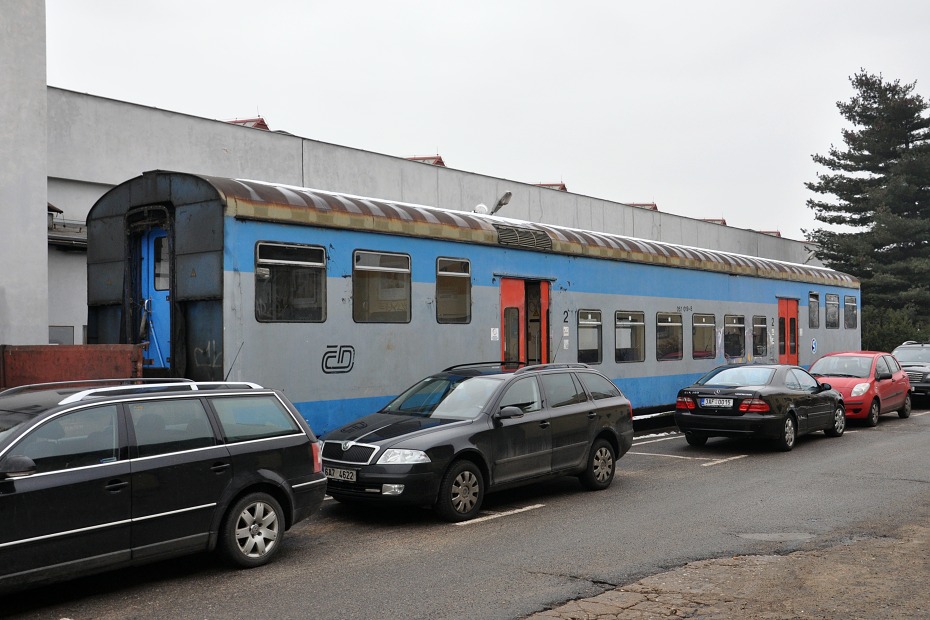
0,1,48,344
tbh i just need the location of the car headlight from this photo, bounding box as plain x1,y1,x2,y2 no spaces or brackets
377,449,431,465
851,383,870,397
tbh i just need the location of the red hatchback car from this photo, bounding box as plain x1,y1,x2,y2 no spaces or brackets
809,351,912,426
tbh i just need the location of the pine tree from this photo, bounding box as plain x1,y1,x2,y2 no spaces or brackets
807,71,930,341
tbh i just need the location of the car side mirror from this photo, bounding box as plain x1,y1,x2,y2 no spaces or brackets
495,406,524,420
876,372,892,381
0,455,37,478
819,383,832,392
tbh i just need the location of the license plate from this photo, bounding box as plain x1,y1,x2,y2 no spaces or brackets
324,466,357,482
700,398,733,408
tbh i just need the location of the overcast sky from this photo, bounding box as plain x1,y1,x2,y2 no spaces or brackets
45,1,930,241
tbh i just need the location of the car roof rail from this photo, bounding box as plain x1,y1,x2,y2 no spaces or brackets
57,381,265,405
901,341,919,346
514,363,591,374
0,377,194,397
442,361,527,372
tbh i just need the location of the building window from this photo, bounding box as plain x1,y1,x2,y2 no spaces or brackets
724,315,745,358
255,242,326,322
436,258,471,324
353,251,411,323
752,316,768,357
844,296,858,329
49,325,75,345
656,312,683,361
692,314,716,359
615,311,645,363
825,294,840,329
809,292,820,329
578,310,602,365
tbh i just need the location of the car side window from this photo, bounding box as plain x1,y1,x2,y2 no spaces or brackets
129,398,216,458
12,405,120,473
498,378,542,413
790,369,819,391
577,372,621,400
540,373,588,408
884,355,901,373
875,356,890,377
209,395,301,443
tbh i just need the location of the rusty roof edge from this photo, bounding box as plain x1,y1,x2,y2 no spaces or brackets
218,176,858,289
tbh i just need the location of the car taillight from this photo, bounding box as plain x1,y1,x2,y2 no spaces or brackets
676,396,696,410
311,441,322,473
739,398,770,413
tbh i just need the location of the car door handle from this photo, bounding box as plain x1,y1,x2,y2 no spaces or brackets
211,462,231,473
538,421,551,429
587,412,597,419
105,479,129,492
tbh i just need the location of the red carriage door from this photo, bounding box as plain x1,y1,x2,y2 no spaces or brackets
501,279,550,366
778,298,799,365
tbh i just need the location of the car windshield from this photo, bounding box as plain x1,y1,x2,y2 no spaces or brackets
809,355,872,379
893,347,930,363
697,366,775,387
382,375,504,420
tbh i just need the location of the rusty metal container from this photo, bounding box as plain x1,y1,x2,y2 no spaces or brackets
0,344,143,389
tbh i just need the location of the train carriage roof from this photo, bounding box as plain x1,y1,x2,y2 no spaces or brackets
89,171,859,289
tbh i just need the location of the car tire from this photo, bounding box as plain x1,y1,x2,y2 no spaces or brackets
774,415,797,451
866,399,880,427
220,492,284,568
825,405,846,437
685,432,708,447
898,394,912,419
435,460,484,522
580,438,616,491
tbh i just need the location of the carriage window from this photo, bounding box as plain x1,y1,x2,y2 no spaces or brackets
503,307,520,363
656,312,683,361
825,294,840,329
692,314,716,360
436,258,471,324
724,315,745,358
154,236,170,291
578,310,602,365
353,251,411,323
615,311,645,363
844,296,858,329
809,292,820,329
752,316,767,357
255,242,326,323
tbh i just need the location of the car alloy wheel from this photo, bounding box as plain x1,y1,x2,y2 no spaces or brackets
221,492,283,568
867,399,880,427
775,415,797,451
436,460,484,522
899,394,912,419
580,438,615,490
825,405,846,437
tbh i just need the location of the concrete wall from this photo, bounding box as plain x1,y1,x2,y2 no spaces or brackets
0,1,48,344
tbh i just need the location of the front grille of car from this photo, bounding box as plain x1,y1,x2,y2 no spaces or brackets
906,371,925,383
322,441,378,465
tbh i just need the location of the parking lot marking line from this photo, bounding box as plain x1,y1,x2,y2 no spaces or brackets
913,411,928,417
633,435,685,446
627,451,715,461
455,504,545,525
702,455,748,467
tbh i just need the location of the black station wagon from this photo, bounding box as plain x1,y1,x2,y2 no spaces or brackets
0,380,327,592
322,363,634,521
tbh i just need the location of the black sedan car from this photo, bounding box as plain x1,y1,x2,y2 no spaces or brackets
322,363,634,521
674,364,846,451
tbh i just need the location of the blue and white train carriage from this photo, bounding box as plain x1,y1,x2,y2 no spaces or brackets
86,171,861,434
